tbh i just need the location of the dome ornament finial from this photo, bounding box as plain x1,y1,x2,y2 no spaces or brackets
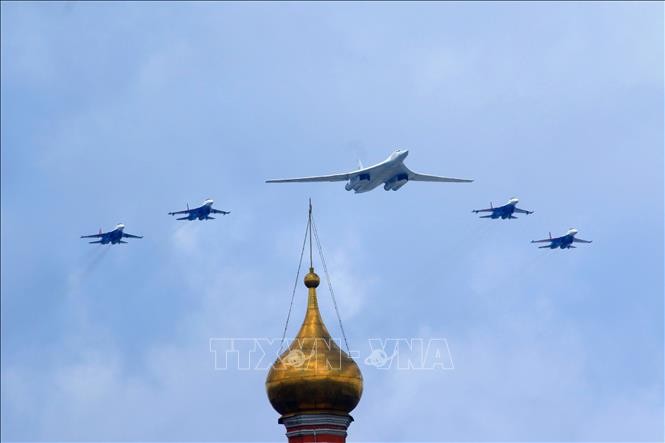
304,268,320,288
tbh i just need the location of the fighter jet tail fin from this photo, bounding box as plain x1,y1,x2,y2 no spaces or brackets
509,215,518,219
358,159,364,170
479,215,492,218
206,216,216,220
177,216,189,221
538,245,550,249
549,232,552,240
118,240,128,244
89,240,103,244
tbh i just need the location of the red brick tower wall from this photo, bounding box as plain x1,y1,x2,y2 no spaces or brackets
279,413,354,443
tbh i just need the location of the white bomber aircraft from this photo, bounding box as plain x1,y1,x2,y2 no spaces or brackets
266,149,473,193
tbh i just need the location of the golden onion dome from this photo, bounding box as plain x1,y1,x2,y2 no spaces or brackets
266,268,363,417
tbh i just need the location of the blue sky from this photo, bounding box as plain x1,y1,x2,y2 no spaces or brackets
1,2,663,441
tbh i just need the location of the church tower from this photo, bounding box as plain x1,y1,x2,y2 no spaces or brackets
266,204,363,442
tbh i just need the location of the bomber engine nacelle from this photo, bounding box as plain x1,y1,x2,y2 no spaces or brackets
384,173,409,191
345,173,371,191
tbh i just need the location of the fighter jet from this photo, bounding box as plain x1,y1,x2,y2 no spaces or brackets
473,198,533,219
81,224,143,245
168,199,230,220
531,228,592,249
266,149,472,193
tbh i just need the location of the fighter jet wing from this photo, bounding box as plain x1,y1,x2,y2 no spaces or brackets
472,208,493,213
211,208,230,215
403,166,473,183
514,207,534,214
266,171,351,183
81,233,104,238
572,237,592,243
531,238,554,244
122,232,143,239
168,209,193,215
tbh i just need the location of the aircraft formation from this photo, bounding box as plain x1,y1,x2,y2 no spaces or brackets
80,199,229,243
81,149,591,250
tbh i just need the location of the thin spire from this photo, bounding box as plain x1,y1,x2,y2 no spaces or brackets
308,198,313,270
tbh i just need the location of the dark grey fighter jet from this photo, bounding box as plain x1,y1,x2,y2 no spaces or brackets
531,228,592,249
473,198,533,219
168,199,230,221
81,224,143,244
